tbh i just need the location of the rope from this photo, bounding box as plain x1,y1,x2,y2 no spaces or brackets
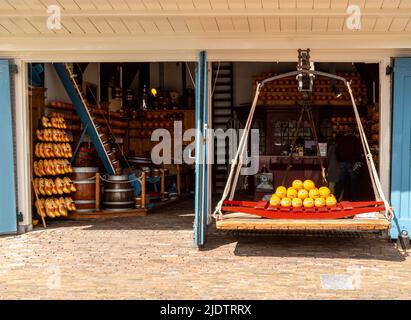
186,62,196,89
281,103,327,185
281,105,305,185
346,82,394,221
99,175,142,184
71,63,132,171
212,72,394,222
306,106,327,184
77,173,143,184
64,65,113,173
213,82,262,219
211,61,221,97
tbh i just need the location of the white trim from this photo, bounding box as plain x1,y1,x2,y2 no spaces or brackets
0,36,411,58
379,58,392,199
207,61,213,224
2,8,410,18
207,49,411,62
14,60,32,230
12,48,397,232
0,50,199,63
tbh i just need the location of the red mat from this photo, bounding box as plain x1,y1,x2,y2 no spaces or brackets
221,200,386,219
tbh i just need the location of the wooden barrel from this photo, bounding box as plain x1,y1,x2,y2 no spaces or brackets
72,144,97,167
103,175,134,210
71,167,98,212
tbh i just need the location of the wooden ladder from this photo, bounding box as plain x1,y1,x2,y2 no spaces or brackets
53,63,120,175
212,62,234,194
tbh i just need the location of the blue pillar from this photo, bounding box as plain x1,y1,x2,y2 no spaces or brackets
390,58,411,239
0,60,17,234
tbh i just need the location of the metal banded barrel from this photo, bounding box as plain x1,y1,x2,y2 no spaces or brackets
103,175,134,210
73,144,97,168
71,167,98,212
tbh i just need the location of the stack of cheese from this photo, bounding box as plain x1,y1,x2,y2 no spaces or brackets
269,179,337,208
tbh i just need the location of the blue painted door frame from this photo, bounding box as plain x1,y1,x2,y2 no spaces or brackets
194,51,208,247
0,60,17,234
390,58,411,238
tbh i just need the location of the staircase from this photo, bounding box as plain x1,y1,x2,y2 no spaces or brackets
212,62,234,194
53,63,120,175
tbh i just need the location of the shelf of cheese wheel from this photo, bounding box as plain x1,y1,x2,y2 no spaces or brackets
33,115,77,219
47,101,128,145
253,72,368,106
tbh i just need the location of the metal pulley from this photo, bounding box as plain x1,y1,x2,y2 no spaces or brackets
398,230,410,251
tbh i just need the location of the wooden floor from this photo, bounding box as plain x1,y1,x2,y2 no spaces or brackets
66,208,147,220
215,213,390,231
149,193,192,211
62,195,192,220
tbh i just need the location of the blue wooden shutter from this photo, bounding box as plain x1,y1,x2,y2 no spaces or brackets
391,58,411,238
0,60,17,234
194,51,208,247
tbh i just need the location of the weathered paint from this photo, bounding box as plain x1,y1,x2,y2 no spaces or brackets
0,60,17,234
194,51,208,247
390,58,411,239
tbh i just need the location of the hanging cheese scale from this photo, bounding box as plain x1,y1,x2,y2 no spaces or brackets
213,49,394,222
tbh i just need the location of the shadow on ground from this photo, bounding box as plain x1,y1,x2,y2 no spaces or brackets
29,199,196,232
26,199,406,262
203,228,407,262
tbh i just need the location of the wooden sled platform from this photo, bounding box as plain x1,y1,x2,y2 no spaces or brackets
216,213,390,232
222,200,387,219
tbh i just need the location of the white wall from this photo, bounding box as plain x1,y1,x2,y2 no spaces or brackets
149,62,196,94
45,62,196,108
44,63,100,104
83,63,99,86
44,64,70,104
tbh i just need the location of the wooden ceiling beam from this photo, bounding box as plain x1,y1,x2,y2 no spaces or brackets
0,8,410,18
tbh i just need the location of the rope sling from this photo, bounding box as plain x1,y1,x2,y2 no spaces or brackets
213,70,394,222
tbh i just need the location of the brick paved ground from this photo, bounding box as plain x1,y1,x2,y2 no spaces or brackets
0,199,410,299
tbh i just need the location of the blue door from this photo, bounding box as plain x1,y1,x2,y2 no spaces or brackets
194,51,209,247
0,60,17,234
391,58,411,238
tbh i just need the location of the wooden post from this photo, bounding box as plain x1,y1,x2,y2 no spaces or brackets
186,174,190,194
95,172,100,212
177,164,181,196
161,169,165,201
31,179,47,228
141,172,146,209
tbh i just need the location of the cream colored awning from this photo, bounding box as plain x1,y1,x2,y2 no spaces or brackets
0,0,410,55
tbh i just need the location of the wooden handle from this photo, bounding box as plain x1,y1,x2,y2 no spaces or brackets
177,164,181,196
95,173,100,211
31,178,47,228
161,169,165,201
141,172,146,209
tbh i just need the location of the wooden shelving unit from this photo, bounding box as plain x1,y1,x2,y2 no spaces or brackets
252,72,368,107
47,101,130,154
128,109,195,157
